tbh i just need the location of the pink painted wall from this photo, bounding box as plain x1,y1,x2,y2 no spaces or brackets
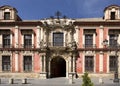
34,53,40,72
96,53,99,73
76,27,83,73
103,27,108,73
95,28,99,73
76,53,83,73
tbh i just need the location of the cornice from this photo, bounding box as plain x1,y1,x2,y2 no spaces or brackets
73,21,120,27
0,21,120,27
0,21,43,26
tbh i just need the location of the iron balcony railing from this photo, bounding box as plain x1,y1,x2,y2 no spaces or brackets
83,44,96,48
109,44,119,49
46,42,68,47
0,44,35,48
21,44,35,48
0,44,13,48
1,43,120,52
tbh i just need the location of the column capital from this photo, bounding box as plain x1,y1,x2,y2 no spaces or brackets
100,25,104,29
36,25,40,29
15,26,19,29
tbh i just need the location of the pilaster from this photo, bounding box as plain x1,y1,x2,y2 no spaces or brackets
15,26,19,48
15,52,19,72
36,26,40,48
40,55,47,79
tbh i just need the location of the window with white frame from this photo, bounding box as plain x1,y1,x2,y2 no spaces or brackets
85,56,94,72
110,12,115,20
53,32,64,46
23,56,32,72
109,34,117,48
24,34,32,48
4,12,10,20
85,34,93,48
2,56,11,71
109,56,117,72
2,34,10,48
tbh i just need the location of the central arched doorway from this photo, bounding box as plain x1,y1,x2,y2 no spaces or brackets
51,57,66,78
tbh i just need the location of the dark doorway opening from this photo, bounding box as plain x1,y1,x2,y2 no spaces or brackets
110,12,115,20
51,57,66,78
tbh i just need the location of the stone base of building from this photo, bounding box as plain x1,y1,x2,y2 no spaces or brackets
68,72,76,79
0,73,119,79
39,72,47,79
0,73,40,78
77,73,120,78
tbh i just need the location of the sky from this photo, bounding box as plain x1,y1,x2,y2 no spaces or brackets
0,0,120,20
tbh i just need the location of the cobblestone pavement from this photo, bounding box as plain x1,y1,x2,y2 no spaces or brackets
0,77,120,86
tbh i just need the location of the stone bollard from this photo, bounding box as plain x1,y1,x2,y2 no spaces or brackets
69,75,75,84
9,78,14,84
69,78,72,84
99,77,104,84
22,78,27,84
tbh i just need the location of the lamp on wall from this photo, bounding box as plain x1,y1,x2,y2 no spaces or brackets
102,39,108,47
71,41,77,50
102,36,119,83
113,35,119,83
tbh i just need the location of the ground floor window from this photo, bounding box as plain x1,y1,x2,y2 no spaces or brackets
109,56,117,72
23,56,32,72
85,56,94,72
2,56,10,71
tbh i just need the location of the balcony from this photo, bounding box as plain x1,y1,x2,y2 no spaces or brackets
21,44,34,48
40,42,67,47
0,44,35,48
0,44,13,48
0,44,36,52
109,44,118,49
40,42,68,50
47,42,67,47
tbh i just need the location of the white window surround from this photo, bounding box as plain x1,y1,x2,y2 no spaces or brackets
21,33,34,48
83,33,96,48
51,31,65,47
83,54,95,73
22,54,34,72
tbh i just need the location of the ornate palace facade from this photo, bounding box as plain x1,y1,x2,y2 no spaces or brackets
0,5,120,78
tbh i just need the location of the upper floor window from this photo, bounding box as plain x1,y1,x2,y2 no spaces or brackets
4,12,10,20
110,12,115,20
24,34,32,48
2,34,10,48
53,32,63,46
2,56,11,71
104,5,120,20
109,34,117,47
85,34,93,48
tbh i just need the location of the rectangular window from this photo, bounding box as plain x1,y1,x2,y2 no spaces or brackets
53,32,63,46
109,34,117,48
4,12,10,20
2,56,10,71
23,56,32,72
85,56,94,72
85,34,93,48
24,34,32,48
109,56,117,72
110,12,115,20
3,34,10,48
